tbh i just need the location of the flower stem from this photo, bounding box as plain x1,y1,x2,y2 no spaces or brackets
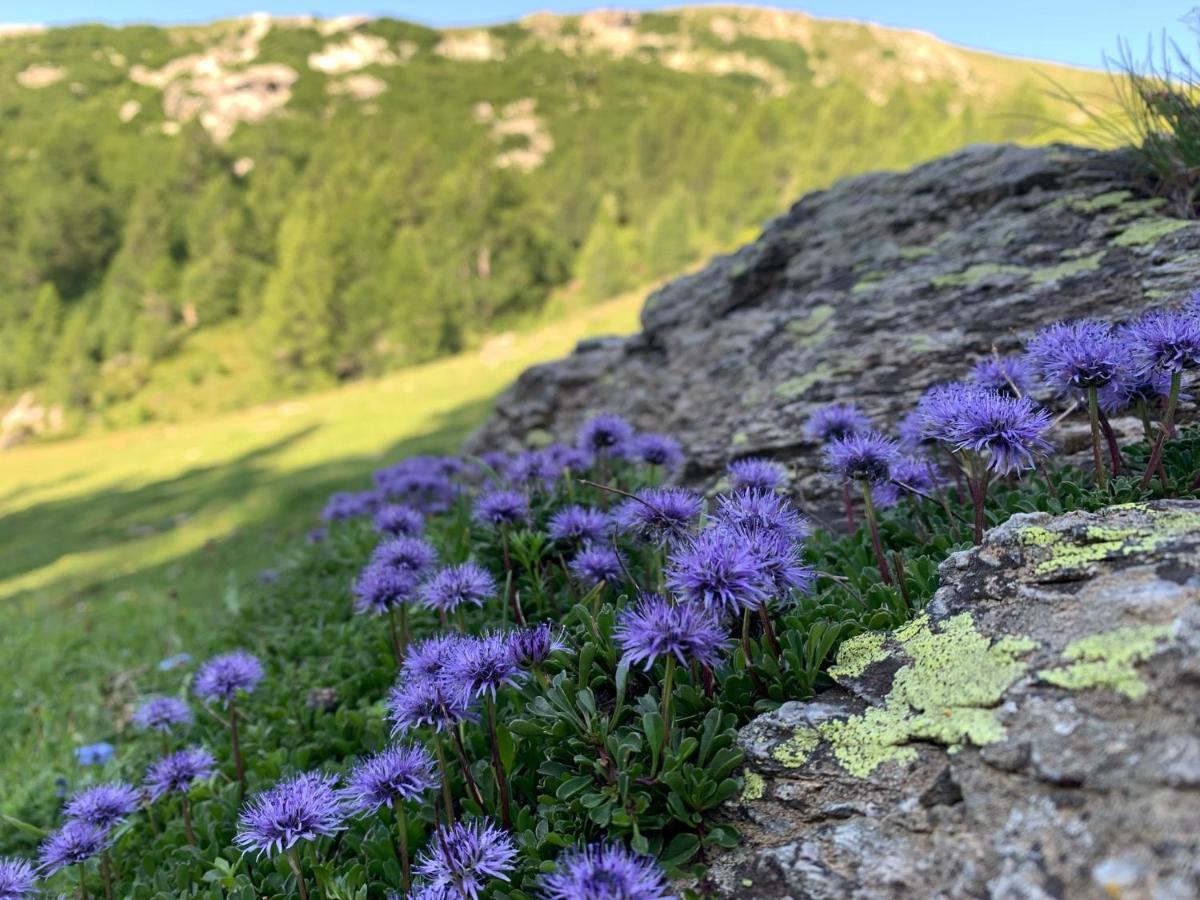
860,482,893,585
100,851,113,900
393,803,411,894
78,863,89,900
432,735,456,824
841,479,857,531
1087,387,1107,490
1097,408,1122,475
1140,371,1183,489
448,723,485,809
659,655,676,768
500,532,526,626
485,697,513,829
386,608,403,667
756,603,780,657
286,848,310,900
181,794,196,846
229,700,246,803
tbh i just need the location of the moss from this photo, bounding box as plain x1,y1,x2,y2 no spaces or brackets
1030,251,1104,284
899,245,935,260
785,305,836,346
1069,190,1132,212
771,727,820,768
1113,217,1191,247
1039,625,1172,699
774,366,829,400
739,770,766,802
828,631,889,680
931,263,1029,289
850,273,887,294
1027,505,1200,576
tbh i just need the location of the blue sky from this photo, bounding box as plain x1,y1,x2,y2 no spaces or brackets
1,1,1195,69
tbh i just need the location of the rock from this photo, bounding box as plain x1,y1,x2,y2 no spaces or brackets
468,144,1200,519
0,392,64,448
700,501,1200,898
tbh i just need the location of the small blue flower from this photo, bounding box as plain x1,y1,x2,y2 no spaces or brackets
414,818,518,900
157,653,192,672
0,856,35,898
727,458,787,493
235,772,345,858
37,821,109,875
74,742,114,767
540,841,676,900
194,651,264,706
132,697,193,734
341,745,438,816
613,594,729,670
145,748,216,802
63,782,139,829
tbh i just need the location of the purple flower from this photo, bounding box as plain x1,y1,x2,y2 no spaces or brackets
37,821,109,875
887,456,943,498
540,841,676,900
145,747,216,802
506,450,558,490
414,818,518,900
157,653,192,672
666,527,769,616
373,505,425,538
74,742,114,767
194,651,264,706
949,391,1053,474
321,490,384,522
548,506,611,545
370,535,438,575
508,623,567,668
727,458,787,493
341,745,438,816
132,697,193,734
613,488,702,544
577,413,635,455
235,772,345,857
387,678,477,735
1124,309,1200,374
713,489,809,542
969,355,1033,397
823,432,900,484
917,382,993,444
1098,369,1179,414
742,528,814,598
569,545,626,587
374,459,460,512
0,857,35,898
613,594,729,670
544,443,593,474
633,434,684,469
63,782,139,829
354,561,419,615
897,410,927,453
1026,319,1123,393
804,403,871,444
472,490,530,529
401,635,462,683
441,633,525,701
421,562,496,613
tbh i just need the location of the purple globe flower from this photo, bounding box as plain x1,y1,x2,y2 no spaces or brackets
897,410,927,452
0,857,35,899
38,821,109,875
440,633,526,701
727,458,787,493
353,560,420,615
321,490,383,522
145,747,217,802
548,506,611,545
414,818,518,900
633,433,684,469
917,382,993,444
341,745,438,816
969,355,1033,397
887,456,943,498
194,651,264,706
540,842,676,900
472,490,530,528
421,562,496,613
373,505,425,538
63,782,140,829
823,431,901,484
577,413,635,456
666,526,769,616
74,742,115,767
1124,309,1200,374
370,535,438,575
544,443,593,474
508,623,568,668
506,450,558,490
1026,319,1123,393
387,675,478,735
1098,369,1179,414
949,391,1053,475
235,772,345,858
569,545,626,587
804,403,872,444
401,635,462,683
713,489,809,542
742,528,814,598
613,594,730,670
613,488,702,544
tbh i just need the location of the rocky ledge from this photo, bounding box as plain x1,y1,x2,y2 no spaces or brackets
700,501,1200,899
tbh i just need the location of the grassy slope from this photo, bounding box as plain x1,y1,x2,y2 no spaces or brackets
0,289,641,811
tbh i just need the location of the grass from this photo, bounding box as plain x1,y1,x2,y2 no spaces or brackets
0,289,641,814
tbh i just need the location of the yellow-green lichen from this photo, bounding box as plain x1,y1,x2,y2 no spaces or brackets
816,613,1035,778
899,245,935,260
730,431,749,447
1027,506,1200,576
739,770,766,802
524,428,553,448
1039,625,1172,699
1113,217,1191,247
1068,190,1132,212
771,727,820,768
931,263,1028,289
1030,251,1104,284
828,632,889,680
1019,526,1059,547
786,305,836,348
774,366,829,400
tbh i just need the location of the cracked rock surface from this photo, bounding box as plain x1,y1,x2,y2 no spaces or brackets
702,501,1200,899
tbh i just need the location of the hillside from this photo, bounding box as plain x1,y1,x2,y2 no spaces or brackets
0,7,1119,432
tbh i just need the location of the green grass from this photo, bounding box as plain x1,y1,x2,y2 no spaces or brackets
0,290,641,813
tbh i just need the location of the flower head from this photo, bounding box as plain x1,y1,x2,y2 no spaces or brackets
401,635,462,683
0,857,35,899
633,433,684,469
321,490,383,522
441,633,525,701
540,842,676,900
1098,369,1179,414
1124,309,1200,374
414,818,518,900
727,458,787,493
63,782,139,829
508,623,567,668
353,560,419,615
472,490,530,529
613,488,702,544
37,821,109,875
886,456,943,498
74,742,115,767
373,505,425,538
341,745,438,816
666,526,768,616
370,535,438,575
569,545,626,587
578,413,635,455
421,562,496,613
157,653,192,672
804,403,871,444
235,772,345,858
613,594,729,670
742,528,814,598
916,382,993,444
386,678,477,735
1026,319,1123,393
713,489,809,542
969,355,1033,397
194,651,264,706
949,391,1053,475
824,431,900,484
145,747,216,802
548,506,611,545
544,443,593,475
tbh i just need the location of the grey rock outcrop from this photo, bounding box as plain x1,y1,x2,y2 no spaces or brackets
704,501,1200,899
